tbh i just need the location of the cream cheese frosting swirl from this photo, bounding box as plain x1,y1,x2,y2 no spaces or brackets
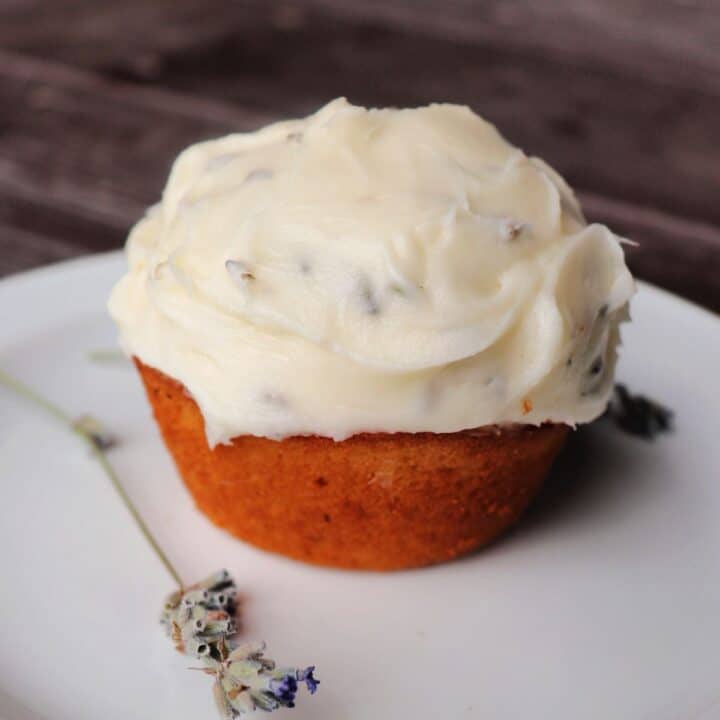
109,98,635,444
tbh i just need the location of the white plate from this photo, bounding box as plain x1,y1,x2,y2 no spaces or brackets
1,253,719,720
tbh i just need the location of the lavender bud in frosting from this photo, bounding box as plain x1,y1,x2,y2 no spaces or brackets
225,260,255,286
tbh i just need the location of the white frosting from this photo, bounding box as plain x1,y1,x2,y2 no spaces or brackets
109,98,634,444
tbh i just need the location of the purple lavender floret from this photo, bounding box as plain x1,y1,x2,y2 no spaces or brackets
297,666,319,695
269,674,299,707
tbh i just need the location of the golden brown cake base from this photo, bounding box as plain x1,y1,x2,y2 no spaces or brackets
135,359,569,571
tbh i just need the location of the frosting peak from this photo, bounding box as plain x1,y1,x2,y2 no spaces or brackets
109,99,634,443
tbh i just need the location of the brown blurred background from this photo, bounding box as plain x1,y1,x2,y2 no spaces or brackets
1,0,718,311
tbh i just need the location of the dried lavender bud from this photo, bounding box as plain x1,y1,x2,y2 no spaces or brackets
588,356,604,376
183,589,211,606
162,570,238,660
358,278,381,316
607,383,674,440
207,588,237,610
186,637,212,658
226,260,256,285
260,391,289,409
297,666,319,694
501,220,526,242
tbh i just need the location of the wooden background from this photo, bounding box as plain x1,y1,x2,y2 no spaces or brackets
1,0,718,312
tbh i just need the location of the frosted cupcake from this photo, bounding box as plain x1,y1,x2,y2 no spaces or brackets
109,99,634,570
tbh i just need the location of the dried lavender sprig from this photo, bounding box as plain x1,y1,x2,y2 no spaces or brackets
0,365,184,590
1,365,320,716
166,578,319,716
